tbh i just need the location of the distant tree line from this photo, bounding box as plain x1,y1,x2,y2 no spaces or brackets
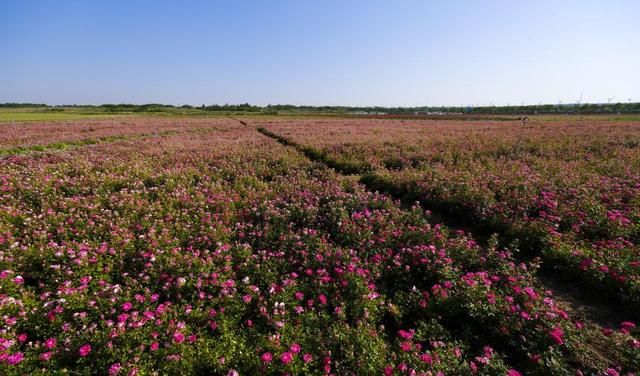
201,103,262,112
2,102,640,114
0,103,48,108
433,102,640,115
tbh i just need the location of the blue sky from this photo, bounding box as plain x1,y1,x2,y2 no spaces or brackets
1,0,638,106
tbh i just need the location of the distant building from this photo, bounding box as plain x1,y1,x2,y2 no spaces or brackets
347,111,387,115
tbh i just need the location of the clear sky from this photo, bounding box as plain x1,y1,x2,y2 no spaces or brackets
1,0,638,107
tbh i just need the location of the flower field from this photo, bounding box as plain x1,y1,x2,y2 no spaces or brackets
260,118,640,317
1,118,639,375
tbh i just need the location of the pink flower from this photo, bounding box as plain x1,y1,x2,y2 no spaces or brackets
17,333,28,343
290,343,301,353
549,327,564,345
173,332,185,344
45,337,57,349
261,352,273,363
295,291,305,301
122,302,132,311
579,258,593,271
40,351,53,361
303,353,313,363
150,342,159,351
397,329,413,339
621,321,636,334
507,370,522,376
523,287,537,300
605,369,620,376
7,352,24,365
281,351,293,365
109,363,122,376
79,344,92,357
420,353,432,364
318,294,327,305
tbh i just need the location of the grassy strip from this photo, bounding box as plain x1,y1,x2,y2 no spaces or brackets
0,131,181,157
0,137,112,156
0,111,126,122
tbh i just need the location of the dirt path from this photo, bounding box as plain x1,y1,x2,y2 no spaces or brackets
537,272,631,329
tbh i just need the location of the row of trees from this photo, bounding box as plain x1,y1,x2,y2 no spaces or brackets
2,102,640,114
0,103,47,108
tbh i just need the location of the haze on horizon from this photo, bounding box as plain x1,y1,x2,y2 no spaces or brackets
1,0,638,107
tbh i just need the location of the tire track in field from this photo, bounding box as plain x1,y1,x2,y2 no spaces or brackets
245,119,632,331
227,116,248,126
